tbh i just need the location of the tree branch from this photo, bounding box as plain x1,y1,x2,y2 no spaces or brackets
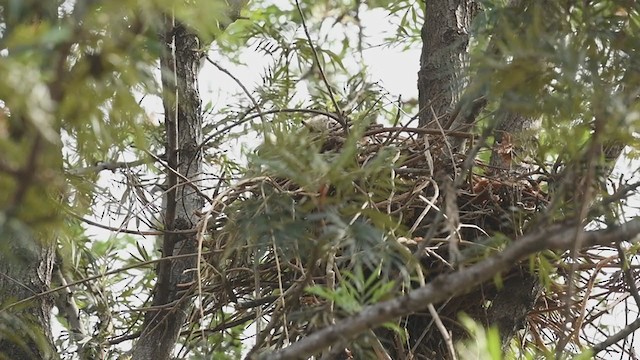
259,219,640,360
66,158,149,176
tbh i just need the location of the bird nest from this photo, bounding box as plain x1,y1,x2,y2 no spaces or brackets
192,122,567,357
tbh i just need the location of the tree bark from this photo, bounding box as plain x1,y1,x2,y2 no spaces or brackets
418,0,479,127
131,15,205,360
415,0,545,357
0,232,56,360
414,0,628,356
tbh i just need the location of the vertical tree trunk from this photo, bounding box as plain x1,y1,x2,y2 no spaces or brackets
418,0,479,127
131,17,204,360
0,232,56,360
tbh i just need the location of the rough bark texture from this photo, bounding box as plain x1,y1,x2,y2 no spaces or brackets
418,0,479,127
414,0,627,357
0,233,56,360
131,18,204,360
414,1,544,358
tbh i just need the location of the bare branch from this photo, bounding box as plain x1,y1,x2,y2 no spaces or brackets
592,317,640,356
259,219,640,360
295,0,348,133
2,252,212,313
52,261,92,360
66,158,149,176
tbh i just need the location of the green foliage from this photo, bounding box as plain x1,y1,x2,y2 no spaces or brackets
307,265,396,315
231,116,412,268
468,1,639,167
1,0,640,358
456,315,503,360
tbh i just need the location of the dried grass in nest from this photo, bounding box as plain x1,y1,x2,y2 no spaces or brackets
189,123,601,355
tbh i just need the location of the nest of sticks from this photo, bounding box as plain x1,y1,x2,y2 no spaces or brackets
190,121,605,357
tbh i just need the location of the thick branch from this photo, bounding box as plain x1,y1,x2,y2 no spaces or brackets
260,219,640,360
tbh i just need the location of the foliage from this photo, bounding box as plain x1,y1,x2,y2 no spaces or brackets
1,0,640,359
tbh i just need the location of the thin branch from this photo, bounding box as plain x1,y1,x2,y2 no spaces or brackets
71,213,197,236
53,260,91,360
1,251,214,312
427,303,457,360
200,107,345,149
364,126,474,139
153,10,179,310
206,57,267,128
295,0,347,132
616,243,640,308
200,109,471,153
66,158,150,176
108,312,257,345
146,151,213,204
592,316,640,355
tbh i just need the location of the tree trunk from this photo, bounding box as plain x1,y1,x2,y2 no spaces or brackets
414,1,544,357
418,0,479,127
0,232,56,360
131,17,205,360
413,0,628,357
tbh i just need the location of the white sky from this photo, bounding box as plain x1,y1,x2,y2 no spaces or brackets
198,8,420,110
